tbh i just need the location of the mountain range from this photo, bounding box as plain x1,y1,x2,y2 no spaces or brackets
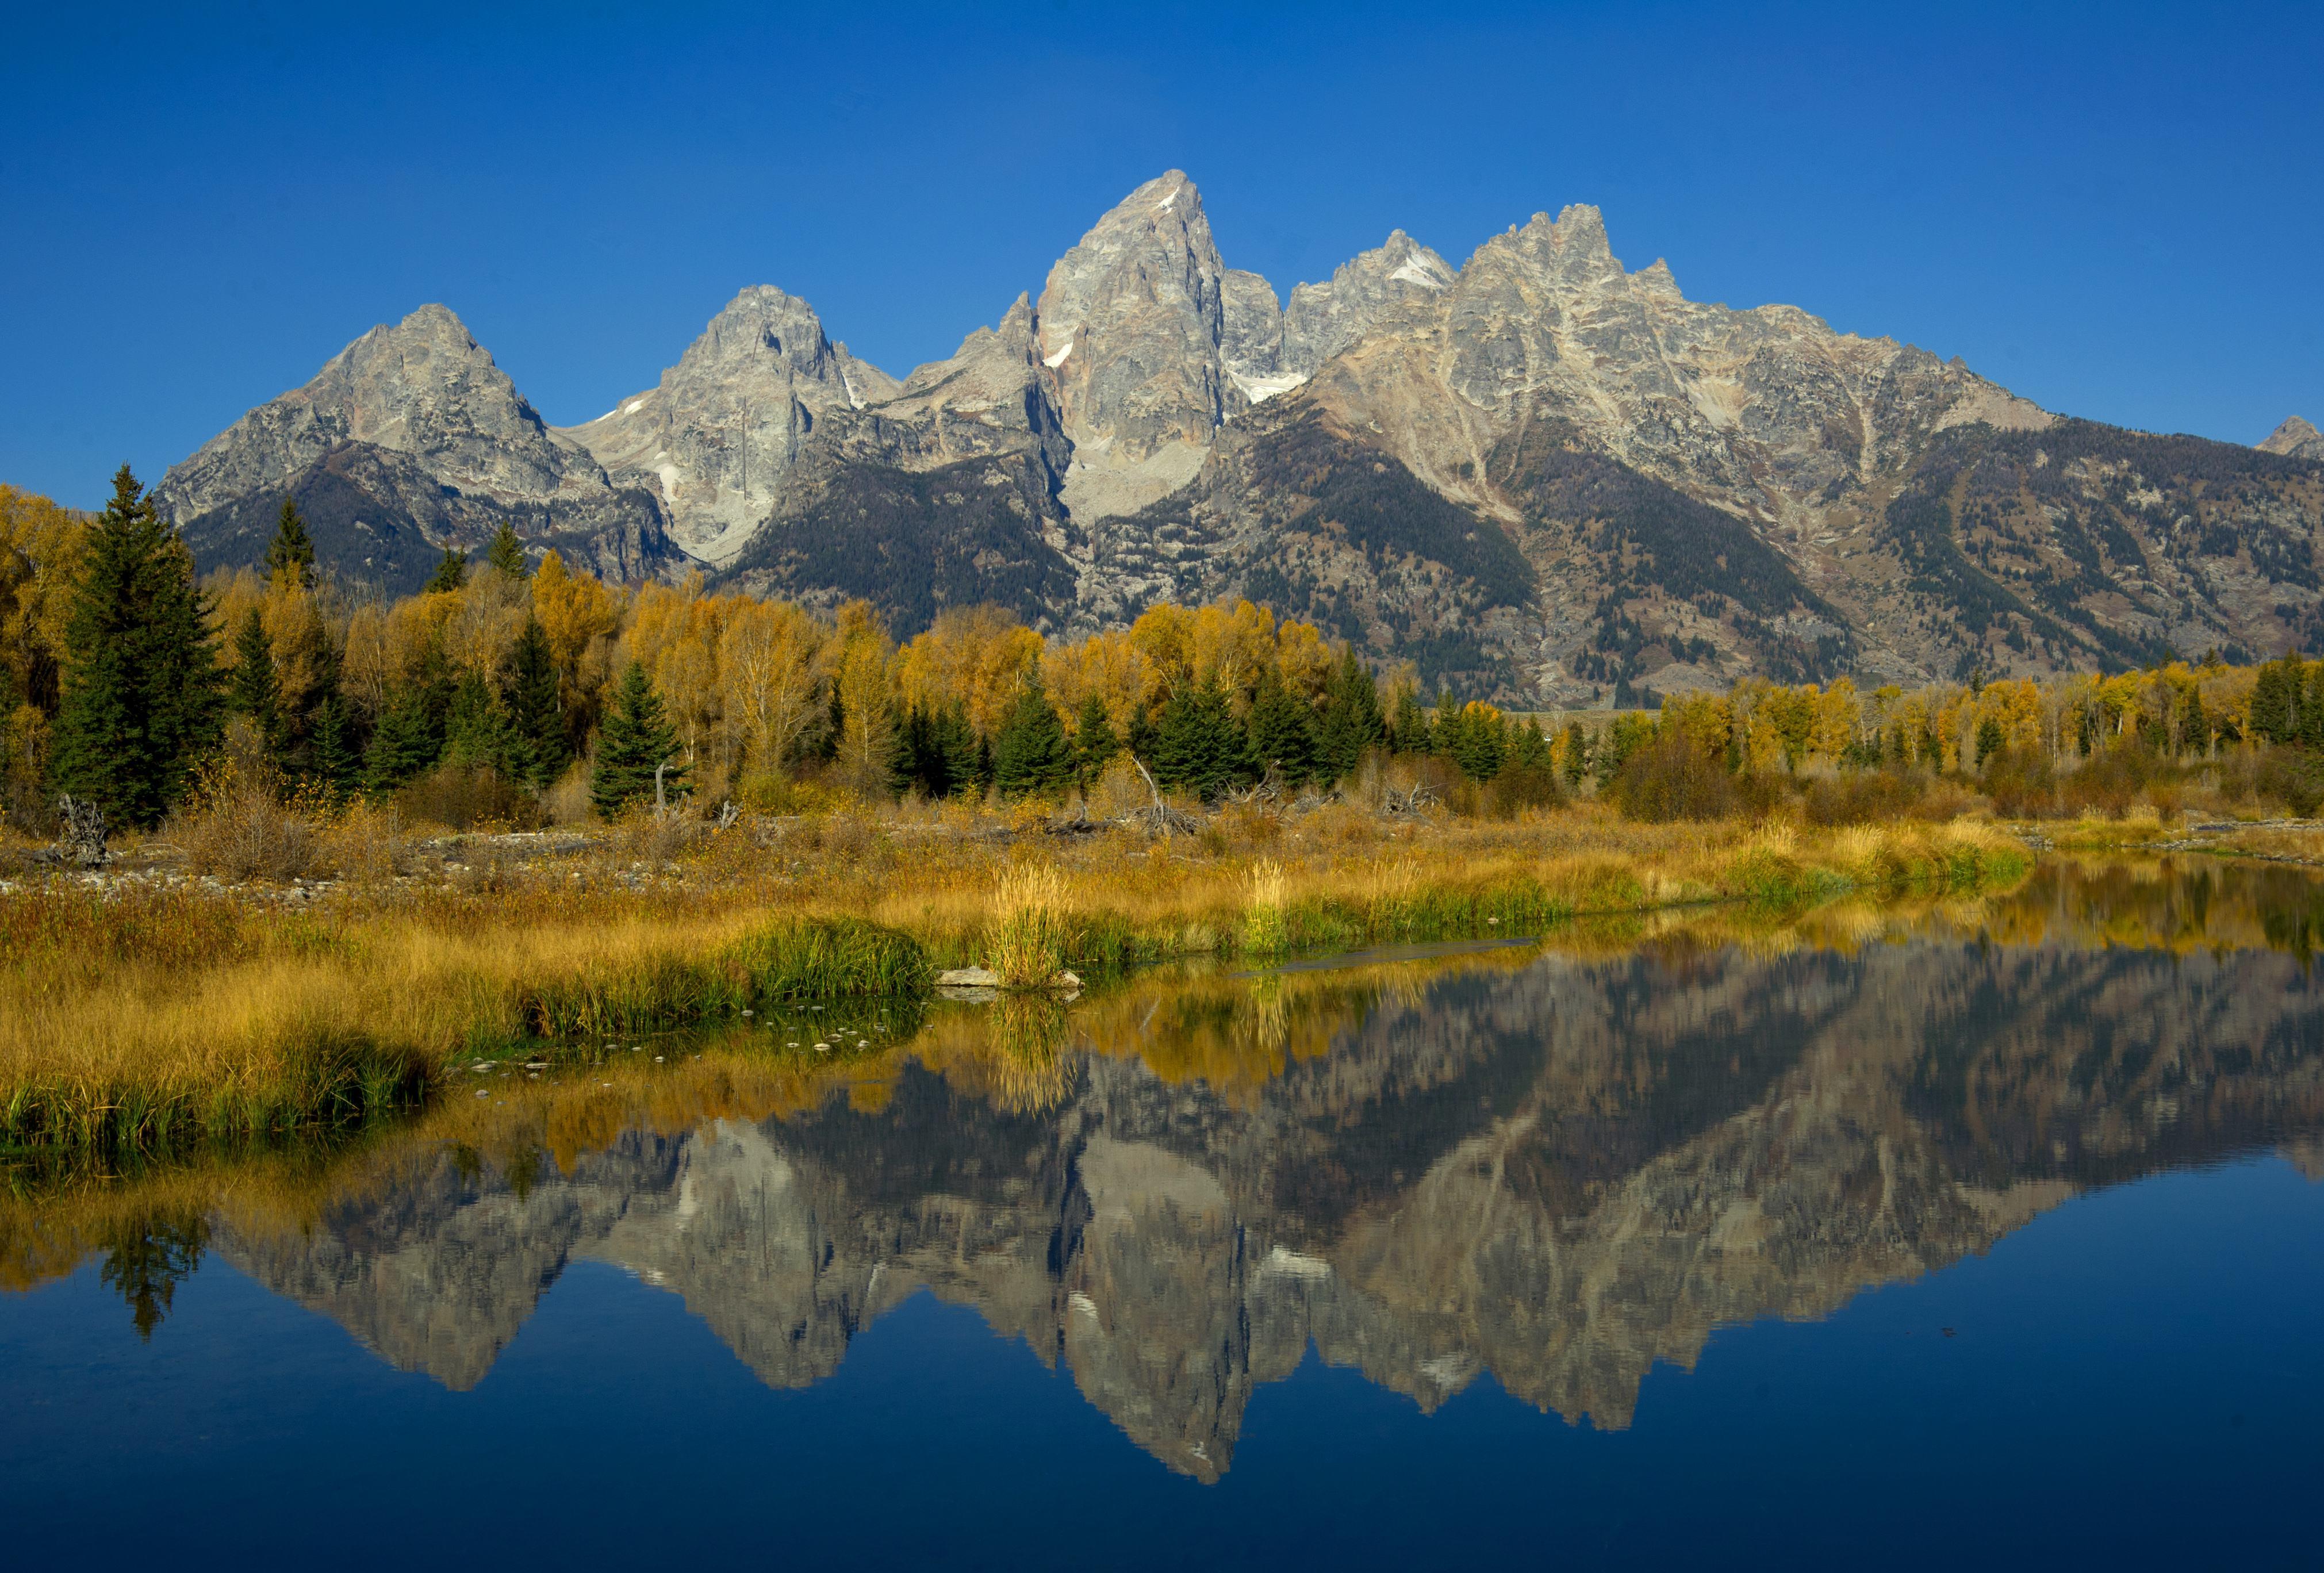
155,172,2324,703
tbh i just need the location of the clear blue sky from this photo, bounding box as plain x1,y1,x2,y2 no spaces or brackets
5,1,2318,509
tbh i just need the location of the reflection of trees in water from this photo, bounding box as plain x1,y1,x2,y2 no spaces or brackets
26,860,2324,1471
98,1211,209,1341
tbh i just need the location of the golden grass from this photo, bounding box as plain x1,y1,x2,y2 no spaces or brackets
1,801,2038,1160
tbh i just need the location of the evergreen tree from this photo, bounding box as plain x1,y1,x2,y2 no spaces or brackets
308,692,362,801
993,679,1075,798
1559,721,1589,788
363,687,443,795
1314,648,1385,783
591,659,685,815
1125,703,1156,763
1508,717,1552,773
1388,688,1431,754
1445,704,1505,782
940,704,983,797
1073,693,1119,786
423,546,468,593
228,607,288,767
501,616,567,787
882,703,922,797
443,668,509,772
51,466,223,827
1152,677,1252,800
263,497,316,589
484,523,528,579
1246,666,1318,788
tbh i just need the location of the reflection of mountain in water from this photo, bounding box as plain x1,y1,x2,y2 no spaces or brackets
216,937,2324,1482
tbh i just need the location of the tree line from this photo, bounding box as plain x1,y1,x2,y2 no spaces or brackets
3,470,2321,833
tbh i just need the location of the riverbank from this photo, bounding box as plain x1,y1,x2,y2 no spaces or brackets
3,803,2038,1163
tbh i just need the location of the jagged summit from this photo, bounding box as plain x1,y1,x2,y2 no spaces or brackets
160,171,2324,696
558,285,897,562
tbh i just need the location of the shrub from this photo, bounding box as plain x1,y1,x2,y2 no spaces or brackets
1608,731,1746,822
1802,769,1929,826
170,764,317,881
1980,749,2057,818
1482,762,1564,819
2258,747,2324,818
394,763,539,831
2060,747,2169,819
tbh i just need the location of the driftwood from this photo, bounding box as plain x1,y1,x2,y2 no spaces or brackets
1382,782,1440,815
1125,755,1201,836
55,794,109,868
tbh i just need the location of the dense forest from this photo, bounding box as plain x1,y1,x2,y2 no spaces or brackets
5,470,2324,841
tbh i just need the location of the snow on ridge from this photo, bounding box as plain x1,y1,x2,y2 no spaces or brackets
1390,256,1448,289
1230,367,1308,405
1044,337,1075,369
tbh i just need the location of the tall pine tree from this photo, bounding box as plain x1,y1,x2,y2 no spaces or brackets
993,678,1075,798
423,546,468,593
1314,647,1384,783
51,466,223,826
263,497,316,589
1151,677,1252,800
591,659,685,815
501,615,567,787
484,523,528,579
1246,667,1318,789
228,607,289,768
1073,693,1119,787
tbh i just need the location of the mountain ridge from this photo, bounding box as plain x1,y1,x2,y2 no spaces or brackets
155,173,2324,700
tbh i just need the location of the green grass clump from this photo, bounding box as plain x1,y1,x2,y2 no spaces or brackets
518,915,931,1038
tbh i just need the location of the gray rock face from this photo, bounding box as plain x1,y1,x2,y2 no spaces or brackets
557,286,900,563
1279,229,1456,379
158,175,2324,688
156,304,680,591
161,304,613,515
2260,416,2324,461
1036,171,1239,522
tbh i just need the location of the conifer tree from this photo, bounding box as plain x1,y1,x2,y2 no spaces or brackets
1560,721,1589,788
1073,693,1119,787
1125,703,1156,763
363,688,443,795
308,693,361,801
1246,666,1318,788
994,678,1075,798
501,615,567,787
1314,647,1384,782
484,523,527,579
443,668,509,772
883,703,922,797
50,466,223,826
1389,688,1431,754
228,607,288,767
263,497,316,589
1152,676,1252,800
423,546,467,593
591,659,684,815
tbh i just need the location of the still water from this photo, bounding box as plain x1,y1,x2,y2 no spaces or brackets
6,860,2324,1568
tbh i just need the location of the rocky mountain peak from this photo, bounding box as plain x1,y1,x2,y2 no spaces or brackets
557,284,900,562
1037,171,1234,520
2259,415,2323,460
1277,229,1459,381
156,301,592,524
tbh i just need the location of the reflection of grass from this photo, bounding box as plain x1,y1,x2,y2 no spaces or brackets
2,811,2043,1162
12,851,2319,1310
